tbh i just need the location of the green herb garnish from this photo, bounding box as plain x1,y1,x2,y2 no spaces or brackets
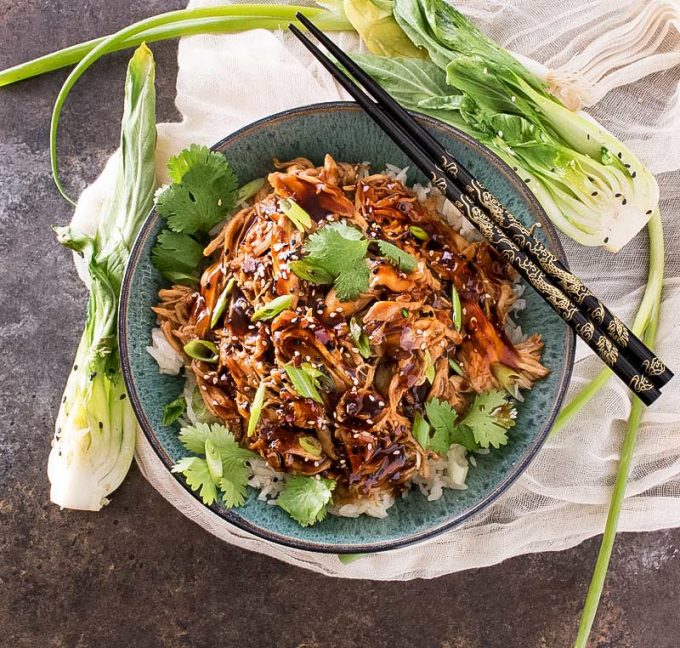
375,240,418,272
423,350,435,383
279,198,312,231
251,294,294,322
299,436,323,457
289,259,334,285
460,390,516,449
162,395,186,426
284,364,324,404
409,225,429,241
172,422,258,508
300,223,370,301
448,358,465,377
183,339,218,363
151,229,204,286
155,144,238,235
277,475,336,527
451,285,462,331
247,380,266,437
349,318,371,359
210,277,236,329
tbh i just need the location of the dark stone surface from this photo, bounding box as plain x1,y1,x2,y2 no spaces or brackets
0,2,678,647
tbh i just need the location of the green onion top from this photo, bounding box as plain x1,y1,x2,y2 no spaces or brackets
184,339,219,363
251,294,294,322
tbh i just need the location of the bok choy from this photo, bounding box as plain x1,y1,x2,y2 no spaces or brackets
47,44,157,510
347,0,659,252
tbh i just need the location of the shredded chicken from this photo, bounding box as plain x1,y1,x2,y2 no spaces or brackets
154,155,549,503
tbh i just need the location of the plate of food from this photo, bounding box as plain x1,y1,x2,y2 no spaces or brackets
119,101,574,553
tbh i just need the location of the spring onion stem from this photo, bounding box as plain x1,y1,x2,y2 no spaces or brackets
572,212,665,647
43,4,351,204
552,209,665,433
0,11,352,88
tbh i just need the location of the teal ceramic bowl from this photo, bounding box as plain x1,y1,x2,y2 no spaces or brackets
119,102,574,554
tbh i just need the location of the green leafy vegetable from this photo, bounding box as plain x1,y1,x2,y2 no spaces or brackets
162,396,186,426
353,0,660,252
423,398,478,452
424,398,459,454
210,277,236,328
279,198,312,231
172,456,218,505
277,475,336,526
251,294,294,321
183,339,218,363
284,364,324,404
349,317,371,358
48,45,156,511
155,143,238,235
151,229,204,285
247,381,266,437
460,390,516,449
375,240,418,272
172,422,258,508
300,223,371,301
343,0,424,57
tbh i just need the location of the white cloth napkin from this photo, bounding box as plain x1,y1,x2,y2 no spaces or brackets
72,0,680,579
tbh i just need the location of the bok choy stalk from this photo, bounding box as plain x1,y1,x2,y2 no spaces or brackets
48,44,157,510
347,0,660,252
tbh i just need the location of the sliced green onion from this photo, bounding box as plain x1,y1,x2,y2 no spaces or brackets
210,277,236,328
401,307,409,318
279,198,312,231
247,380,266,437
491,362,522,400
424,350,435,383
409,225,429,241
299,436,323,457
448,358,465,377
451,286,462,331
376,240,418,272
290,259,334,284
251,294,294,322
338,553,367,564
284,364,324,404
204,439,223,482
237,177,264,204
412,413,431,450
183,339,218,363
349,318,371,359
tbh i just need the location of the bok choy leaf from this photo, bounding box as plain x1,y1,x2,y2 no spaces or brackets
47,44,157,510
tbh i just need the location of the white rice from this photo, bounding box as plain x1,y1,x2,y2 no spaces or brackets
146,327,184,375
328,490,396,519
412,444,469,502
247,458,286,502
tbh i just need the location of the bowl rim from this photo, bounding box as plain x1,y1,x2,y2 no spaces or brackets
119,101,575,554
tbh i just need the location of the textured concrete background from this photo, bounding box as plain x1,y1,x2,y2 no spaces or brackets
1,2,679,647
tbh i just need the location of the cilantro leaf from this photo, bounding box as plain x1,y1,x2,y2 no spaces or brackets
301,223,370,301
178,422,236,455
171,457,218,505
412,413,431,450
424,398,458,455
156,144,238,235
277,475,336,527
460,390,516,449
333,259,371,302
162,395,186,426
422,398,479,454
376,240,418,272
174,423,257,509
151,229,204,285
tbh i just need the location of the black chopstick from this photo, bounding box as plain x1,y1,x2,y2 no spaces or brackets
289,21,662,406
294,12,672,392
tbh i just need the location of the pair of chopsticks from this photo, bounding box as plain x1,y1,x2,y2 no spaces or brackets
290,14,672,406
